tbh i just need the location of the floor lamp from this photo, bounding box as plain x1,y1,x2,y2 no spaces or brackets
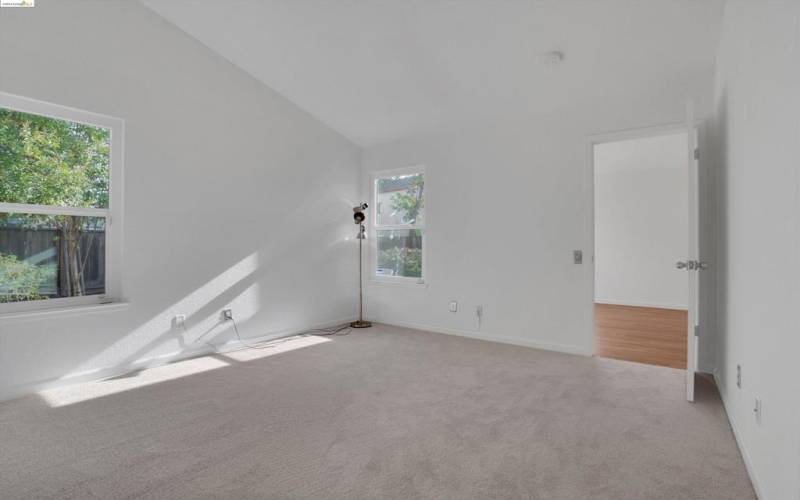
351,204,372,328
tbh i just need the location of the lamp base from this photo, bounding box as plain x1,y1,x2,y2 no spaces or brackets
350,320,372,329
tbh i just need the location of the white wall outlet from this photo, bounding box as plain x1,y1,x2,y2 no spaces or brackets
753,397,762,424
449,301,458,312
172,314,186,329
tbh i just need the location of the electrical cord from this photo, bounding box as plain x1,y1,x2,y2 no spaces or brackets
177,314,351,352
227,316,351,351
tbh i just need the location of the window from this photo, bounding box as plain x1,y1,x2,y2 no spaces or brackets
0,92,123,313
371,167,425,283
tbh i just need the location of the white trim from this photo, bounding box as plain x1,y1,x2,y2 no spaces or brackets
0,315,355,403
594,299,689,311
376,318,592,357
0,294,110,316
713,371,764,499
0,91,122,130
373,223,422,231
588,121,696,145
371,164,426,179
585,121,692,360
370,165,426,283
0,203,107,217
697,361,716,375
368,278,428,288
0,91,125,313
0,300,129,320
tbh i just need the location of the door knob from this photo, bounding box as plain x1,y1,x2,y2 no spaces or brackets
676,260,709,270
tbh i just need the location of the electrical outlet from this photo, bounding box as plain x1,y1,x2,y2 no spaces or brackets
172,314,186,329
736,365,742,389
753,397,762,424
222,309,233,321
449,301,458,313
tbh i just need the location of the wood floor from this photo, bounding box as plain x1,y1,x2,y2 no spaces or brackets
594,303,687,369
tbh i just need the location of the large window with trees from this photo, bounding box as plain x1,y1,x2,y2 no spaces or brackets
372,167,425,283
0,92,123,313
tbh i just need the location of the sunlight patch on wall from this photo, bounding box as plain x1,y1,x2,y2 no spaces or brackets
186,281,262,348
67,253,260,378
39,356,229,407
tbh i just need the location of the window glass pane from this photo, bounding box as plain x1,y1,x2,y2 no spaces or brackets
0,213,105,303
0,108,110,208
375,173,424,226
376,229,422,278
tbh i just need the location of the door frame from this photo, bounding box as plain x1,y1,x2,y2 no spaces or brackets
584,122,694,369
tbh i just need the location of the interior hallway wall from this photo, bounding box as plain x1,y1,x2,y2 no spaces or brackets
594,132,689,310
0,0,360,400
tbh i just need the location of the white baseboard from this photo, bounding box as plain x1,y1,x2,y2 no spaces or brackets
0,316,355,403
712,370,764,499
376,318,592,357
697,362,716,375
594,299,688,310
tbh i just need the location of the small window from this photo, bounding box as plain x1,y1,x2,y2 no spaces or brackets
0,93,123,313
372,168,425,283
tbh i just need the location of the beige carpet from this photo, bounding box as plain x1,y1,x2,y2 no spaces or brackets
0,324,754,499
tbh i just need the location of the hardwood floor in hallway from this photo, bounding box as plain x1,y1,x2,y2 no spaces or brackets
594,303,688,369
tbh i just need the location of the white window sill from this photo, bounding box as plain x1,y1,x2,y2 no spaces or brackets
0,301,131,320
369,279,428,289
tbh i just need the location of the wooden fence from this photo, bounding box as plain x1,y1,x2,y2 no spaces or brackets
0,227,105,296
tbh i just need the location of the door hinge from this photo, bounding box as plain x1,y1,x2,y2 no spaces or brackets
694,325,700,337
694,148,699,160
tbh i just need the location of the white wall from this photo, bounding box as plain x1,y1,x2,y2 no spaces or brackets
0,0,360,400
594,132,688,310
711,2,800,499
362,73,714,358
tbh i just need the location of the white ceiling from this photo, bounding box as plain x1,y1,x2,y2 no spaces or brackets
141,0,725,147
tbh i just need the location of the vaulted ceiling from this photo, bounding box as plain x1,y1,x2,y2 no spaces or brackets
141,0,725,146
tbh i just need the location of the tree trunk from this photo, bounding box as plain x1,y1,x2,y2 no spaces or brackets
56,225,68,297
63,216,84,297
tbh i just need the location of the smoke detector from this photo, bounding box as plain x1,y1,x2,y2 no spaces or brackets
542,50,565,66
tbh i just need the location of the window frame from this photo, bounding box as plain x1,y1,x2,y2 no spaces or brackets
370,165,426,285
0,91,124,314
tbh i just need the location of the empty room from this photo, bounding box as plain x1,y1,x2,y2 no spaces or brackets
0,1,797,499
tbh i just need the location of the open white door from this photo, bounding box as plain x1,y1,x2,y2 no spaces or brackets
682,102,701,402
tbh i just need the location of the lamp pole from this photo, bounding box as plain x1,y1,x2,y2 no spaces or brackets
351,223,371,328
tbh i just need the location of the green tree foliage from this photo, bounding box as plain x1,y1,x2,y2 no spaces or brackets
0,109,109,208
387,174,424,225
376,174,424,277
0,254,54,303
0,108,109,301
378,245,422,278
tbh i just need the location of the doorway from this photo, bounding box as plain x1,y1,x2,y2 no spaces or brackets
592,130,689,369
